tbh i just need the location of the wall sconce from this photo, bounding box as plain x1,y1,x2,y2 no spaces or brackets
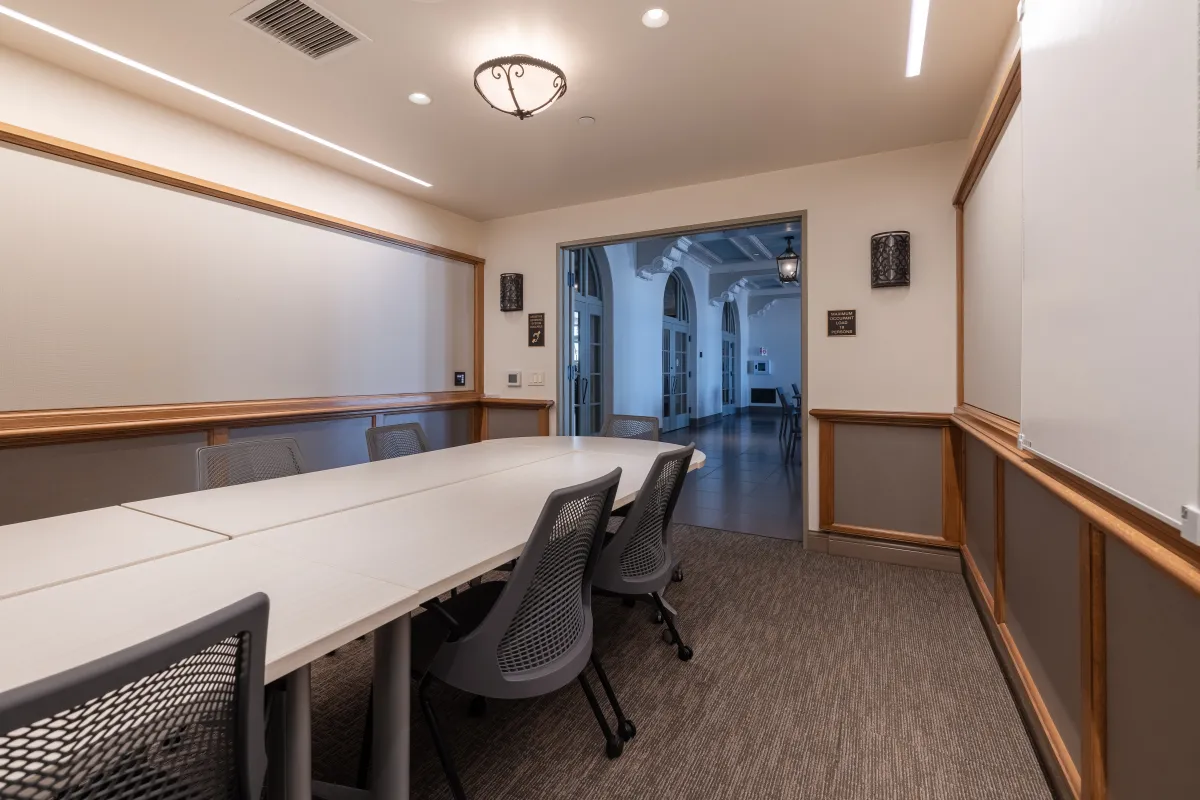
871,231,910,288
500,273,524,311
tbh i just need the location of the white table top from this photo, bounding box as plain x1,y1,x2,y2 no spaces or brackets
0,506,224,601
125,438,570,538
124,437,700,538
246,445,704,605
0,537,417,690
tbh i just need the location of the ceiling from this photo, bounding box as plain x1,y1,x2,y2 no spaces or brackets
635,220,803,303
0,0,1014,220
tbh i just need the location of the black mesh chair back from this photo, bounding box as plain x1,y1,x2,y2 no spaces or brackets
599,415,659,441
594,445,694,593
791,383,801,400
0,594,268,800
429,469,621,700
195,438,304,491
365,422,430,462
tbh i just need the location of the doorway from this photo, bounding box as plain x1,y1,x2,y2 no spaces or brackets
721,300,739,416
570,249,606,436
661,270,693,433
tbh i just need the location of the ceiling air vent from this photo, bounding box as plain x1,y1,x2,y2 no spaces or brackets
238,0,367,60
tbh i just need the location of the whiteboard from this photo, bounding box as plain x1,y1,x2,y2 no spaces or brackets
963,102,1024,422
0,143,475,411
1019,0,1200,525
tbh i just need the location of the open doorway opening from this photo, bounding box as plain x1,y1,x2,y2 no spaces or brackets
559,217,805,541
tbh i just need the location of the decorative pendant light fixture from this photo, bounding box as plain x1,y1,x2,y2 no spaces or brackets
776,236,800,284
473,55,567,120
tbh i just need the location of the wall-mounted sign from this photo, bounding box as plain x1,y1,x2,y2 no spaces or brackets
827,309,856,336
528,313,545,346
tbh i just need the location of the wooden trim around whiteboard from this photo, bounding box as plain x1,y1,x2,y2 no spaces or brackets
0,392,481,448
0,120,484,266
954,51,1022,207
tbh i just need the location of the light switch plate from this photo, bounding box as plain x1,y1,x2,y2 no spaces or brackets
453,371,466,387
529,372,545,386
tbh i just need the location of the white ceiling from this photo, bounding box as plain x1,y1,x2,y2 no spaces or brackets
0,0,1014,221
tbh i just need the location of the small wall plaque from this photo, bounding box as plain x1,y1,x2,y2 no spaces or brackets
827,309,856,336
528,312,545,346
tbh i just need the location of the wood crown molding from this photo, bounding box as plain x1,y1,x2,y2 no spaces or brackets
954,51,1022,207
0,120,484,266
953,408,1200,596
808,409,952,427
0,392,481,448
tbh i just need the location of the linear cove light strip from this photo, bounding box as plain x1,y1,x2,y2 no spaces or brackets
905,0,930,77
0,3,432,187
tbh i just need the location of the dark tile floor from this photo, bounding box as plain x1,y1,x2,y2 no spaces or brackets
661,410,803,540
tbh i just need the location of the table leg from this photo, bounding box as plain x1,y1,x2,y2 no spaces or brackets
373,614,411,800
286,665,312,800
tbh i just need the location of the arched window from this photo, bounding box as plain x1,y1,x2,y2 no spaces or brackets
722,300,737,334
577,250,603,300
663,271,689,321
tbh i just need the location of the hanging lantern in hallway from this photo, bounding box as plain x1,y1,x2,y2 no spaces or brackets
776,236,800,284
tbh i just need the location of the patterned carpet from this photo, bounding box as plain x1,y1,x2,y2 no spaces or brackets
309,525,1052,800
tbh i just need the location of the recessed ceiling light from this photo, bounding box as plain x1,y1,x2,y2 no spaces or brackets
0,3,432,187
642,8,669,28
578,116,595,126
905,0,930,77
408,92,432,105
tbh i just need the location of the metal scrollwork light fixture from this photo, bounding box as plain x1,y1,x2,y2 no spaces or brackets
473,55,567,120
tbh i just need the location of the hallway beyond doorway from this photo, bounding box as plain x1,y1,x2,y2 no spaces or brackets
663,412,803,541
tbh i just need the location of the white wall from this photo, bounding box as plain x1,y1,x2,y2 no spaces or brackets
481,139,966,531
604,244,736,423
748,298,803,403
0,45,481,256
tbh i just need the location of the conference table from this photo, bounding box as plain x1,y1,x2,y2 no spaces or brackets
0,435,704,800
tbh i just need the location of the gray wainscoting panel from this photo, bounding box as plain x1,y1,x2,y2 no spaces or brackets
382,408,473,450
486,408,541,440
229,417,372,472
1003,462,1081,769
964,435,997,592
0,433,205,525
1107,535,1200,799
832,423,942,536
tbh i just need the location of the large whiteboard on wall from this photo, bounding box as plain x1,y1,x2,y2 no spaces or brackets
0,143,475,411
1019,0,1200,525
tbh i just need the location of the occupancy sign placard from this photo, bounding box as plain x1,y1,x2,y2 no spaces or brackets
528,312,546,346
827,309,856,336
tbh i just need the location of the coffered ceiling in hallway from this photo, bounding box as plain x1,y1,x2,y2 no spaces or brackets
0,0,1014,220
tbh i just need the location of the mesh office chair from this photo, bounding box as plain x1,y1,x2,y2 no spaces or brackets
399,469,629,799
776,387,795,442
600,415,660,441
0,594,269,800
594,445,695,661
365,422,430,461
195,438,305,490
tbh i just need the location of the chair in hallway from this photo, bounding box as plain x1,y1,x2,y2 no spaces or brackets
195,437,305,490
775,387,795,441
594,445,696,661
600,414,660,441
0,594,269,800
791,383,802,404
367,469,630,799
365,421,430,461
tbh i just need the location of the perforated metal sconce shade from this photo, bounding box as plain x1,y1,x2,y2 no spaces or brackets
870,231,911,288
500,273,524,311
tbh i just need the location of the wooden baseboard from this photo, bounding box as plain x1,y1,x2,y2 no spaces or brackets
962,550,1078,800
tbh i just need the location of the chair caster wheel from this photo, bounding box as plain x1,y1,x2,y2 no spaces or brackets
677,645,694,662
661,628,676,645
606,737,624,759
468,696,487,717
672,568,684,583
618,719,637,741
622,597,637,608
652,611,664,624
